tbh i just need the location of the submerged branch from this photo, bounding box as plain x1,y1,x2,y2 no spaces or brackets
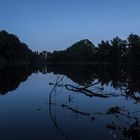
49,81,118,98
61,104,90,116
65,84,108,98
48,75,71,140
80,81,100,90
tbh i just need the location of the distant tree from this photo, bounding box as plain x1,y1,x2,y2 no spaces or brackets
47,39,96,64
127,33,140,63
66,39,95,62
96,37,127,63
97,40,111,62
110,37,127,63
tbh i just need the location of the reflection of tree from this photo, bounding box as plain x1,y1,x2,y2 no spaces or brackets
49,74,140,140
0,64,46,95
47,64,96,85
48,64,140,103
0,66,32,94
65,84,109,98
0,63,49,95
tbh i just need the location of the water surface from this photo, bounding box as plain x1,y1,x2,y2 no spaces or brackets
0,65,140,140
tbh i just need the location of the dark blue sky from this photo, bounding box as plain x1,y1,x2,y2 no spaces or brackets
0,0,140,51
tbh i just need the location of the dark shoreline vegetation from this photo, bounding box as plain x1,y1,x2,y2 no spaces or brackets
0,30,140,66
47,33,140,65
0,30,47,68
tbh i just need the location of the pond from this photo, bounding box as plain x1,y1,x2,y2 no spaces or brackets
0,64,140,140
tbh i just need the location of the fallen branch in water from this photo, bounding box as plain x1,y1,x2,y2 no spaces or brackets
65,84,108,98
61,104,90,116
49,81,115,98
48,102,91,116
106,106,132,119
80,81,100,90
48,75,71,140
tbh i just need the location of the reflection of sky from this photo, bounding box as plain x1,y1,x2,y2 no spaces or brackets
0,0,140,51
0,73,139,139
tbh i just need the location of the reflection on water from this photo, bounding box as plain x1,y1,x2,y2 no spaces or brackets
0,64,47,95
0,64,140,140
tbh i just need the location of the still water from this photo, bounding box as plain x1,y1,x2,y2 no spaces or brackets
0,64,140,140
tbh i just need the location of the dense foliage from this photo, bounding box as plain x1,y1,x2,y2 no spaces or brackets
0,30,45,65
47,34,140,64
0,30,140,65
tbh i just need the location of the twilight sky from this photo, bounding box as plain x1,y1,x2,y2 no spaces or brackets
0,0,140,51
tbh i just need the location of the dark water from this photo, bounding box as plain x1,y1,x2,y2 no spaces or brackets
0,64,140,140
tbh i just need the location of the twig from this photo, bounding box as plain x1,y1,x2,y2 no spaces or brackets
61,104,90,116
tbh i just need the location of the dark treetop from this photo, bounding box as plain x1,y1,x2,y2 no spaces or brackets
47,34,140,64
0,30,46,67
0,30,140,65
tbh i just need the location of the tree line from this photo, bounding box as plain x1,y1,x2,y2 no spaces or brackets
0,30,140,65
0,30,46,66
47,33,140,64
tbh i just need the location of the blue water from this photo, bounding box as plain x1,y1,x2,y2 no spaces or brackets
0,65,140,140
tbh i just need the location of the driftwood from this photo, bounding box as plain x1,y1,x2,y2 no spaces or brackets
61,104,90,116
65,84,108,98
49,80,111,98
106,106,132,119
49,102,91,116
106,106,122,114
48,75,140,140
48,75,71,140
49,81,140,102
